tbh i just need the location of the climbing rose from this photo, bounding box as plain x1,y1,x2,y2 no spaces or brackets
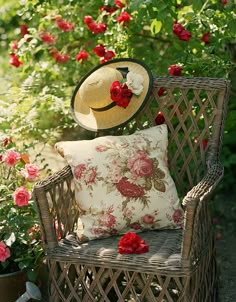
56,19,74,32
9,54,22,67
39,32,57,44
0,242,11,262
221,0,227,3
117,11,131,24
13,186,31,207
104,50,116,61
21,163,40,180
93,44,106,57
84,15,93,25
173,21,191,41
155,112,165,125
168,65,183,76
75,50,89,61
100,6,117,13
20,24,29,38
115,0,126,8
118,232,149,254
2,150,20,166
54,53,70,64
201,32,211,44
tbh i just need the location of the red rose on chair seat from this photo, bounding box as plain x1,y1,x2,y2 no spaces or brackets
118,232,149,254
116,177,144,198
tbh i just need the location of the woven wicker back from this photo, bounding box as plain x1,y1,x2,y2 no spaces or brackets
98,77,229,198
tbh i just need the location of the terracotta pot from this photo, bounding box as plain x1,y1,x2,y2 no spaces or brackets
0,270,27,302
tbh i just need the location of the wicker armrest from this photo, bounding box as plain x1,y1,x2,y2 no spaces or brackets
182,162,224,206
181,161,224,259
33,165,75,250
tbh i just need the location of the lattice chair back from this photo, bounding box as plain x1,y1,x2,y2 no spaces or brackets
97,77,229,198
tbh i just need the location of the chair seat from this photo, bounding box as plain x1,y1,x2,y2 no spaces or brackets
49,229,192,275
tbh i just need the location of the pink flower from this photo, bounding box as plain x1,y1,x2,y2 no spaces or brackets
172,209,183,224
84,167,97,185
168,64,182,76
93,44,106,57
54,53,70,64
21,163,40,180
116,177,145,198
117,11,131,24
39,32,57,44
201,32,211,44
56,19,74,32
2,150,20,166
74,164,86,179
10,40,18,50
0,242,11,262
75,50,89,61
9,53,22,68
142,214,155,225
84,15,93,25
13,186,31,207
128,152,153,177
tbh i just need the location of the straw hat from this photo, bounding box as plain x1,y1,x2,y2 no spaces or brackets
71,58,153,131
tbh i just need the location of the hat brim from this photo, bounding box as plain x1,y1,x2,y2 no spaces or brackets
71,58,153,132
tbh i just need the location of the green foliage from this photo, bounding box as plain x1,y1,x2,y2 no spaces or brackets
0,0,235,191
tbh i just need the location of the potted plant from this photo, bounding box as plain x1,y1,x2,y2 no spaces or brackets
0,136,44,301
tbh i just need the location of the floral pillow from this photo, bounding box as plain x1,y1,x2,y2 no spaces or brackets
55,124,183,242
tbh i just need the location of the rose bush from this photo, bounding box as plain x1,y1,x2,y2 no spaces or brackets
0,137,43,280
0,0,235,193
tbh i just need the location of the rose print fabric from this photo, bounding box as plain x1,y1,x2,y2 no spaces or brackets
55,124,183,242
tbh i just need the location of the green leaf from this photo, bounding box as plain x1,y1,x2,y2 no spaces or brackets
150,19,162,35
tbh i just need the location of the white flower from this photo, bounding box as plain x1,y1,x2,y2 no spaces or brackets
126,71,144,95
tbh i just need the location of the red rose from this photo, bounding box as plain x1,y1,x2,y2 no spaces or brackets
54,53,70,64
84,15,93,24
96,23,107,33
93,44,106,57
117,11,131,24
20,24,29,38
202,138,208,150
158,87,166,96
2,150,20,166
56,19,74,32
168,64,182,76
0,242,11,262
75,50,89,61
118,232,149,254
116,177,144,198
178,30,191,41
110,81,132,108
9,54,22,68
40,32,57,44
87,22,99,33
104,50,116,61
115,0,126,8
173,22,185,36
155,112,165,125
201,32,211,44
100,6,117,13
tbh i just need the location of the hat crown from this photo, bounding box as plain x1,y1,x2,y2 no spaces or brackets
80,67,123,108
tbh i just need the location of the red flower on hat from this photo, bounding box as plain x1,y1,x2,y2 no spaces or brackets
118,232,149,254
110,81,132,108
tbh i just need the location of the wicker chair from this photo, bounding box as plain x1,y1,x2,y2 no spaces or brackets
33,76,230,302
